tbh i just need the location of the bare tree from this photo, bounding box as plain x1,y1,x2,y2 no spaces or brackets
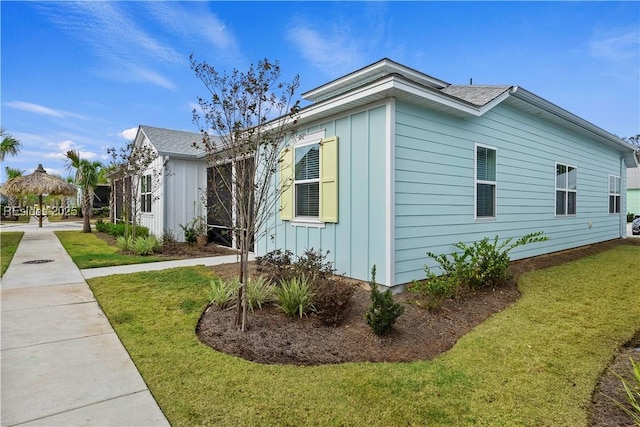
107,140,168,238
623,134,640,154
191,56,300,331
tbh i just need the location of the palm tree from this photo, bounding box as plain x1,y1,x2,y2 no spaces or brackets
65,150,102,232
0,129,22,162
4,167,24,219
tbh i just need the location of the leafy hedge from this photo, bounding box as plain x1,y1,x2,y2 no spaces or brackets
95,219,149,238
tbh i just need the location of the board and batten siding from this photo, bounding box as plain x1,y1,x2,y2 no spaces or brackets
257,104,388,284
164,158,207,242
138,155,165,238
394,100,626,285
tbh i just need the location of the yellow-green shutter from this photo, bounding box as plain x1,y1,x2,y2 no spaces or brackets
279,147,294,221
320,136,338,223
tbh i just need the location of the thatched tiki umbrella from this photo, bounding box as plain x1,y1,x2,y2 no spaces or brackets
2,164,77,227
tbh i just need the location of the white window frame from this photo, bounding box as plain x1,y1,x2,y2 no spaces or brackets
555,162,577,216
140,174,152,213
291,130,325,226
608,175,621,214
474,143,497,220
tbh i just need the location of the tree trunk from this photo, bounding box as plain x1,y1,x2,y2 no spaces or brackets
82,191,92,233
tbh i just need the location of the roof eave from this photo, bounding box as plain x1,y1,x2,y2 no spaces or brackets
509,87,638,167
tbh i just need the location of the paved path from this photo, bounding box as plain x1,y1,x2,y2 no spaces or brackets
1,227,169,426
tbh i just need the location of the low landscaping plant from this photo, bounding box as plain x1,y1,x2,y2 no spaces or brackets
609,356,640,425
365,265,404,336
255,249,295,282
411,231,548,310
311,277,355,326
208,277,239,309
96,219,149,238
116,235,133,253
132,235,161,256
246,276,275,312
276,276,315,318
256,248,335,284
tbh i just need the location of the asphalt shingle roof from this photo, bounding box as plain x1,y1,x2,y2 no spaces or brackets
139,125,206,158
440,85,512,107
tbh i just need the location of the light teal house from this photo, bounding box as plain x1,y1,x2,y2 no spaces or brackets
257,59,637,289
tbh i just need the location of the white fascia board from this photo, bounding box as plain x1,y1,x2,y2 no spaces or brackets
297,75,486,125
302,58,450,102
510,87,637,167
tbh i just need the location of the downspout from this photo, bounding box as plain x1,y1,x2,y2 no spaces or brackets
163,156,169,237
621,157,626,238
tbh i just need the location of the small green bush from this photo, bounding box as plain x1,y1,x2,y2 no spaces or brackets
411,232,548,310
294,249,335,280
208,277,239,309
132,235,160,256
628,213,636,223
276,276,315,318
245,276,275,312
365,266,404,336
311,277,355,326
98,222,149,238
116,235,133,253
95,219,108,233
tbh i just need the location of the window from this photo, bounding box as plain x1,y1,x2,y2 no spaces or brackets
140,175,152,213
280,134,338,224
475,145,496,218
555,164,577,215
609,175,621,214
294,143,320,218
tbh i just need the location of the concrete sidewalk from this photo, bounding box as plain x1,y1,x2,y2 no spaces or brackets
1,230,169,426
81,253,249,279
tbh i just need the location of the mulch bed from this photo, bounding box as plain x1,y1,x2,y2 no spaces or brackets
95,231,238,258
196,239,640,425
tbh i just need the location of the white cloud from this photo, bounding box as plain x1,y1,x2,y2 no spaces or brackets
286,25,366,78
36,2,182,89
5,101,87,119
119,127,138,140
44,140,96,161
590,28,640,63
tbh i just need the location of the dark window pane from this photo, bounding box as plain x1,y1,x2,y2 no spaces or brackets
567,191,576,215
295,182,319,217
556,190,566,215
476,183,495,217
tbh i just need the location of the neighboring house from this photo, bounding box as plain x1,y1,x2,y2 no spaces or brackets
257,58,637,289
112,125,208,241
627,167,640,215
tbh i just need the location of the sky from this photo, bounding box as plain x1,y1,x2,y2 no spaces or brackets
1,1,639,181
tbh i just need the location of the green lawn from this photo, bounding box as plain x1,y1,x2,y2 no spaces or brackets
55,230,174,269
87,245,640,426
1,231,24,276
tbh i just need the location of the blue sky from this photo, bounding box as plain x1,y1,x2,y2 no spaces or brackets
2,1,639,181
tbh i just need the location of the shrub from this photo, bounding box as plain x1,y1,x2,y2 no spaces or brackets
311,277,355,326
161,229,177,245
99,222,149,238
276,276,314,318
256,248,336,284
95,219,108,233
132,235,160,256
628,213,636,223
293,249,335,280
208,277,239,309
409,275,458,311
116,235,133,253
256,249,294,283
365,266,404,336
245,276,275,312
